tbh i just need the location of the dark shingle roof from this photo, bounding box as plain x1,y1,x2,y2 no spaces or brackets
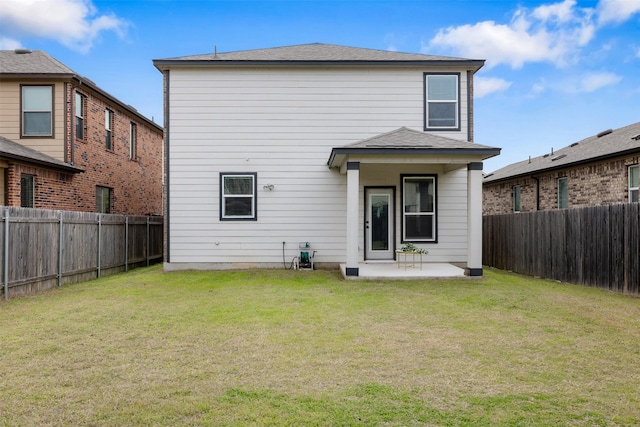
154,43,484,69
484,122,640,183
328,127,500,167
0,135,84,173
0,49,76,75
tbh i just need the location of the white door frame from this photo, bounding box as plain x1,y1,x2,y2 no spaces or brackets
365,187,395,260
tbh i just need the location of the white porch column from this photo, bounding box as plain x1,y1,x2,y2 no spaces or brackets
466,162,483,276
345,162,360,276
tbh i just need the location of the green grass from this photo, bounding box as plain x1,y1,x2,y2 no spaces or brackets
1,266,639,426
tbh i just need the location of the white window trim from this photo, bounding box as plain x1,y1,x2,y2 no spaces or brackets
402,175,437,242
629,164,639,203
513,185,521,213
220,173,257,221
21,85,53,137
558,177,568,209
129,122,137,159
105,109,113,150
424,73,460,131
75,92,85,140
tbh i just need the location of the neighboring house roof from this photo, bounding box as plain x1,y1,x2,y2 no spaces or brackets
484,122,640,183
153,43,485,70
328,127,500,168
0,49,162,132
0,135,84,173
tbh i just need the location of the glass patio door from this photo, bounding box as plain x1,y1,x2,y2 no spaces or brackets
365,188,394,260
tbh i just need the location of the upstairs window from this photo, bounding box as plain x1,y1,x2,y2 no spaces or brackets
424,74,459,130
513,185,521,212
105,109,113,150
22,85,53,136
75,93,85,140
220,173,257,220
20,174,35,208
558,177,568,209
130,122,137,159
402,175,436,242
630,165,639,203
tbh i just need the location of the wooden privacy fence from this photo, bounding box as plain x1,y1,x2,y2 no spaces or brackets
1,207,163,299
483,203,639,295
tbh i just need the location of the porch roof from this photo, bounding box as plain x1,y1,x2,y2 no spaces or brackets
328,127,501,169
0,135,84,173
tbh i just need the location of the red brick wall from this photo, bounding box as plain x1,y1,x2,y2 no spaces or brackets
483,153,640,215
68,85,163,215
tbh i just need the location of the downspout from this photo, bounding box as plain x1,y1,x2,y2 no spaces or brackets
467,70,473,142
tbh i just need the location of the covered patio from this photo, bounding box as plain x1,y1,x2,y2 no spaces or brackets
328,127,500,279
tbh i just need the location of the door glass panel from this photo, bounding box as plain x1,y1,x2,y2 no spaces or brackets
371,194,389,251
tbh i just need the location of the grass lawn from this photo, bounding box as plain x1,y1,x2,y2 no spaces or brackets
1,266,639,426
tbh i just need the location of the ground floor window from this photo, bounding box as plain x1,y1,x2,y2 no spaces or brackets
20,174,35,208
96,186,111,213
629,165,639,203
513,185,521,212
402,175,436,242
220,173,257,220
557,177,569,209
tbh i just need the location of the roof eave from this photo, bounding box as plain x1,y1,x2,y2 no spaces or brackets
328,147,501,168
153,59,485,71
1,152,84,174
484,146,640,184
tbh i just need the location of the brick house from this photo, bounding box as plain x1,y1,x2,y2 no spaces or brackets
483,122,640,215
0,49,163,215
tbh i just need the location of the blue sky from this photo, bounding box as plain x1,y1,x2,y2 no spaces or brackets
1,0,638,172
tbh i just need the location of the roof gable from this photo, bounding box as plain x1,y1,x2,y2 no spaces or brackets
484,122,640,183
0,50,76,75
154,43,484,69
328,127,500,168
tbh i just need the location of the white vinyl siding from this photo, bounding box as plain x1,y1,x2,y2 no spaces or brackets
167,67,472,266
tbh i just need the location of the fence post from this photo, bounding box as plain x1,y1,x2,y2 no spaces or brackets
125,216,129,273
58,211,63,287
146,216,150,267
3,208,9,300
97,214,102,278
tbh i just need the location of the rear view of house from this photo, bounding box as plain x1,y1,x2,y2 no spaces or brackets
0,49,163,215
154,43,499,277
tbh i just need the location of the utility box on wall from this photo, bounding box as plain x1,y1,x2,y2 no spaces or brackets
298,242,314,270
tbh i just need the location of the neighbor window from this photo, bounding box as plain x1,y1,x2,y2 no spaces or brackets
105,109,113,150
558,177,568,209
96,186,111,213
220,173,257,220
20,174,35,208
22,85,53,136
513,185,521,212
402,175,436,242
75,93,85,140
630,165,639,203
130,122,137,159
424,73,459,130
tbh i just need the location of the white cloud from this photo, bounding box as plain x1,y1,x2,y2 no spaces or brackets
576,71,622,92
0,37,23,50
474,77,512,98
0,0,127,53
427,0,596,69
597,0,640,24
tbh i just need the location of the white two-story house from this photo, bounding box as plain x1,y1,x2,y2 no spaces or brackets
153,43,499,277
